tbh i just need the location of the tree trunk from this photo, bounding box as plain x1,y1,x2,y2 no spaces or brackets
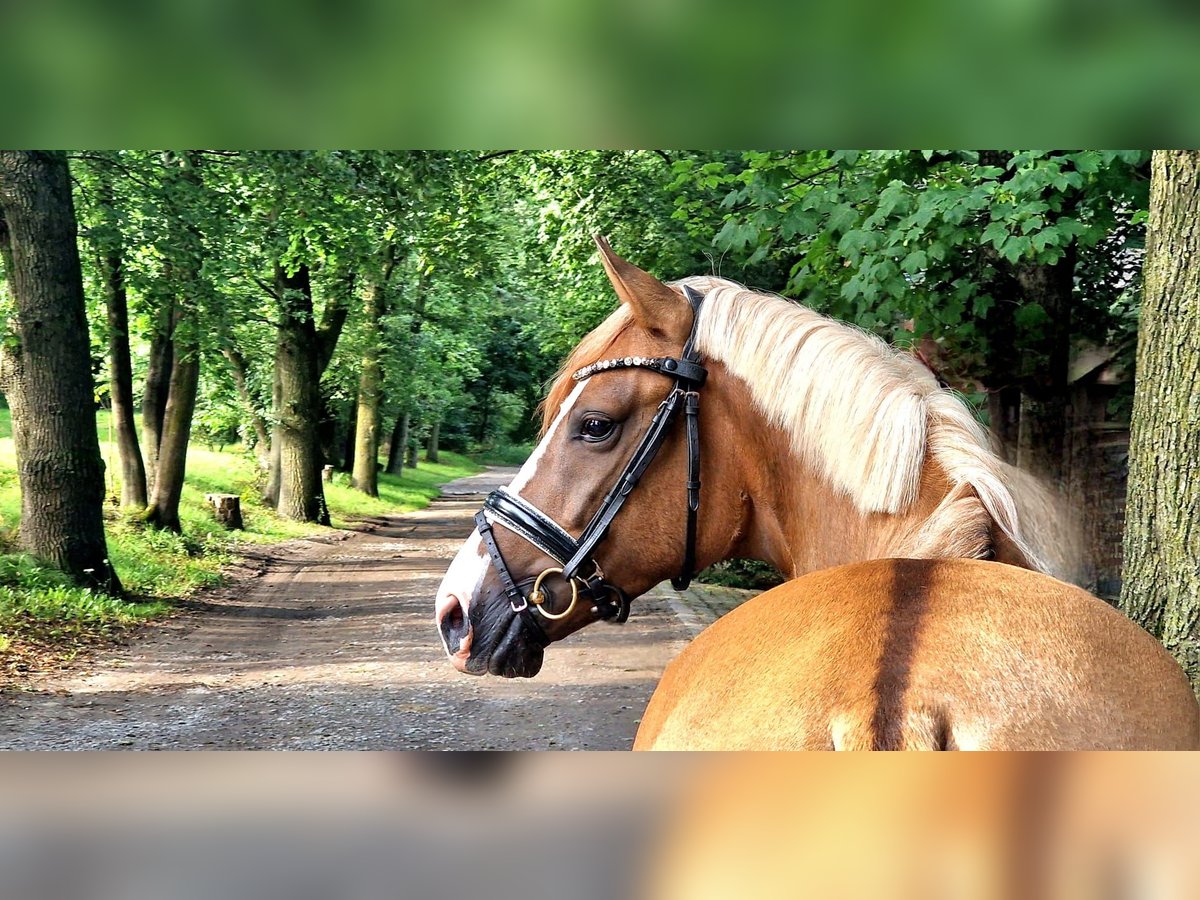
1013,247,1075,484
425,419,440,463
264,362,283,507
143,153,207,532
0,151,121,594
268,264,350,523
143,334,200,532
223,346,271,468
97,202,148,509
387,411,409,475
205,493,243,530
477,383,492,443
142,298,174,496
316,392,340,475
406,437,418,469
351,252,393,496
274,265,326,523
1120,150,1200,694
341,402,357,471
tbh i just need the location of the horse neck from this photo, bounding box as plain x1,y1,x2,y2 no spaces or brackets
717,372,969,579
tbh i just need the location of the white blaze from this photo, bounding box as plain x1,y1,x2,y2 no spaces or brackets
505,379,588,498
434,381,589,641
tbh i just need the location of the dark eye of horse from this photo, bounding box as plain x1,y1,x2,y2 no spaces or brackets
580,416,615,441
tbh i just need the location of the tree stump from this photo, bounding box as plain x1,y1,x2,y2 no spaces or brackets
322,464,335,483
205,493,244,530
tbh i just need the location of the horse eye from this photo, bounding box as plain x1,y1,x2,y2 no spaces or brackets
580,417,615,441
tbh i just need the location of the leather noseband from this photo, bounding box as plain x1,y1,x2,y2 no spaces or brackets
474,285,708,637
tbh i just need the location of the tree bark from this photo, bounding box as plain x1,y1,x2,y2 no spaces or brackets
274,265,323,522
406,436,418,469
341,402,357,471
142,152,206,532
386,411,409,475
268,265,351,522
0,151,121,593
141,298,174,496
1013,246,1076,484
264,362,283,507
425,419,440,463
96,192,148,509
143,332,200,532
223,346,271,467
351,249,394,496
1120,150,1200,694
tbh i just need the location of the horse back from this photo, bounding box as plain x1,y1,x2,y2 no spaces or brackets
635,559,1199,750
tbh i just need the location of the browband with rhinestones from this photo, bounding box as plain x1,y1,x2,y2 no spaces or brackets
572,356,658,381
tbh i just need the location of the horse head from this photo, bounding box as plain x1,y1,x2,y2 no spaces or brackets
434,238,749,677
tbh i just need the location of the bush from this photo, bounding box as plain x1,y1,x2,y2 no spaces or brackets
696,558,785,591
471,442,533,466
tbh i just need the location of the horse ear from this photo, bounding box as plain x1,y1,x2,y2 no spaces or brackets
594,235,691,341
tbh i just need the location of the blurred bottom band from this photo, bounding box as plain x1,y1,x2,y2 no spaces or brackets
0,753,1197,900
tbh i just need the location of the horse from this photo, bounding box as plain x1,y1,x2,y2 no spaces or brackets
641,754,1200,897
434,237,1199,749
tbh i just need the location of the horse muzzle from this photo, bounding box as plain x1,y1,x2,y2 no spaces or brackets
436,584,551,679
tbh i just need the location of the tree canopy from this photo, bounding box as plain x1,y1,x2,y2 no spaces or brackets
0,149,1153,581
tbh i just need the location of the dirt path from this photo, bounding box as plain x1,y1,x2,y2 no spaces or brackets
0,468,748,750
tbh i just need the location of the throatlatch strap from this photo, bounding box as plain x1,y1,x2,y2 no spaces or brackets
671,389,702,591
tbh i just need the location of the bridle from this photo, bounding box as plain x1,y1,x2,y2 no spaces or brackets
473,285,707,643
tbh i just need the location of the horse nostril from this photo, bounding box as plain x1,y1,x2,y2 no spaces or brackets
437,599,470,655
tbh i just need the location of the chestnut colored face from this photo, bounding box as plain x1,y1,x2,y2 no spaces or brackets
434,239,745,678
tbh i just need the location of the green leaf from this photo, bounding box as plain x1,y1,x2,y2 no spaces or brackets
1031,229,1059,253
828,202,859,233
837,229,870,259
1000,234,1031,263
1014,302,1049,331
901,250,927,274
981,221,1008,249
1073,152,1100,175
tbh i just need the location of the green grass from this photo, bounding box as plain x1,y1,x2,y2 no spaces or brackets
0,407,480,668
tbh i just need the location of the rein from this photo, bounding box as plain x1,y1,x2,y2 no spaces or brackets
474,286,708,636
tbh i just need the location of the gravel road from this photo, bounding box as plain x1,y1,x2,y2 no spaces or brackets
0,468,747,750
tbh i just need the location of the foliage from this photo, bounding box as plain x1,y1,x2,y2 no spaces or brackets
696,558,785,591
675,150,1150,392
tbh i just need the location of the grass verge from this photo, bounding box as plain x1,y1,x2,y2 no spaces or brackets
0,408,481,680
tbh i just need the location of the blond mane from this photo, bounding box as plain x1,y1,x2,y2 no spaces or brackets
677,275,1046,571
540,276,1053,574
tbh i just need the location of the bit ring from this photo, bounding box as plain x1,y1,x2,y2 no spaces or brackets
528,567,579,620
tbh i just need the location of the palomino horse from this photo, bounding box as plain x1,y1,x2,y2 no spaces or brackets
434,238,1199,749
643,755,1200,896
